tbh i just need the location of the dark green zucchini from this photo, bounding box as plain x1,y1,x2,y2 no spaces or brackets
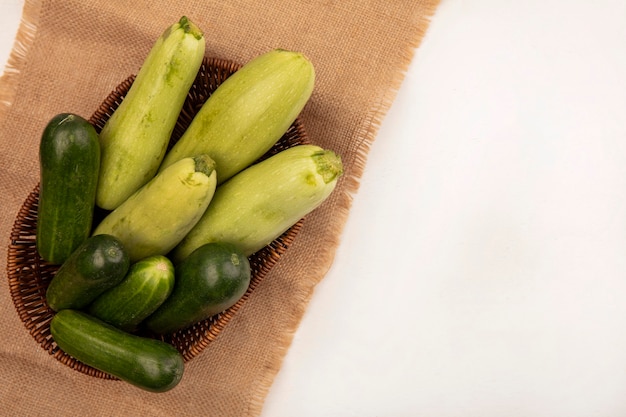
88,255,175,332
46,234,130,311
50,309,184,392
37,113,100,264
145,242,251,334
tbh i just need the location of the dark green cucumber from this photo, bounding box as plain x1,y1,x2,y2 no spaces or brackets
88,255,175,332
37,113,100,264
145,242,251,334
50,309,184,392
46,234,130,311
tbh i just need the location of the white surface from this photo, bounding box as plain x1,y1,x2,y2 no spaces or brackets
3,1,626,416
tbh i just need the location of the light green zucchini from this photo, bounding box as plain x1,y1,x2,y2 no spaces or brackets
158,48,315,184
93,155,217,262
171,144,343,262
96,16,206,210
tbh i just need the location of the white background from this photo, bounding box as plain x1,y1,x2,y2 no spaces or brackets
3,1,626,416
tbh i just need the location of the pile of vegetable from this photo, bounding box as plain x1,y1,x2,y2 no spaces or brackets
36,16,343,393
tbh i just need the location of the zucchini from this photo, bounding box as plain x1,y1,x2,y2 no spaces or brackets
171,145,343,261
88,255,175,332
93,154,217,262
159,48,315,184
145,242,251,334
46,234,130,311
50,309,184,392
96,16,206,210
36,113,100,264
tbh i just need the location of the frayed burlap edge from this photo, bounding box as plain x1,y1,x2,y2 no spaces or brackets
246,2,442,416
0,1,442,415
0,0,42,114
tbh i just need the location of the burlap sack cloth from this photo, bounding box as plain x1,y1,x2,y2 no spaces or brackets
0,0,439,415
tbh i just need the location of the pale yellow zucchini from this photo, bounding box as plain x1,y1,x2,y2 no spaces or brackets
93,155,217,262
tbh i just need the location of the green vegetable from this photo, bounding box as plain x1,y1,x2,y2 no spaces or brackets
88,255,175,332
46,234,130,311
171,144,343,261
145,242,251,334
159,48,315,184
93,154,217,262
50,309,184,392
96,16,206,210
36,113,100,264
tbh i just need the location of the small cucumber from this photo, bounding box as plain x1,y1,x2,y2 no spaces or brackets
96,16,206,210
93,154,217,262
50,309,184,392
36,113,100,264
46,234,130,311
159,48,315,184
145,242,251,334
88,255,175,332
171,145,343,261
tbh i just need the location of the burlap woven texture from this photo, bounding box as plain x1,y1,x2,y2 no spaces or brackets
0,0,439,415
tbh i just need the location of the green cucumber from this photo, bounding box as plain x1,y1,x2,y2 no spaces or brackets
50,309,184,392
93,154,217,262
171,145,343,261
46,234,130,311
88,255,175,332
159,48,315,184
36,113,100,265
145,242,251,334
96,16,206,210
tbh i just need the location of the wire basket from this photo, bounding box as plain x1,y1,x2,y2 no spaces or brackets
6,56,308,380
